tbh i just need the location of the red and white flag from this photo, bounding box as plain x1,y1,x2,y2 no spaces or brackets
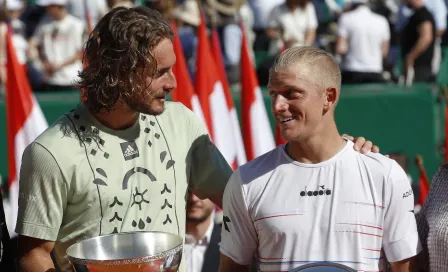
4,26,48,236
195,15,238,167
240,24,275,161
171,22,206,128
210,28,246,167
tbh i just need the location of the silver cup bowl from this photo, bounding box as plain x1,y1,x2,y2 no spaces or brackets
66,231,183,272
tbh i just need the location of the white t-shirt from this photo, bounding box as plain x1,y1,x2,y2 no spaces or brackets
249,0,285,29
0,20,28,65
220,141,421,272
338,6,390,73
66,0,108,28
32,14,85,86
267,2,318,52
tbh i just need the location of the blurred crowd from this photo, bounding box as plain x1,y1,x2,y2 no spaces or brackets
0,0,446,94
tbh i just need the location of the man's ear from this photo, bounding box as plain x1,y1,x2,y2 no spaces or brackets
323,86,338,111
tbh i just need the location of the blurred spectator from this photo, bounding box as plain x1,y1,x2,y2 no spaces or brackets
396,0,446,36
238,1,255,60
66,0,108,28
172,0,200,79
266,0,318,56
108,0,135,9
336,0,390,84
185,191,221,272
144,0,175,19
396,0,446,76
206,0,245,85
0,0,28,96
29,0,85,91
248,0,284,51
400,0,435,83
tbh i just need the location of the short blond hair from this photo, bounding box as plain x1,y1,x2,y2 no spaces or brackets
270,46,341,94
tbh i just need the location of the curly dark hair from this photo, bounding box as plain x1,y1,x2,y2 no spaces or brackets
78,6,173,113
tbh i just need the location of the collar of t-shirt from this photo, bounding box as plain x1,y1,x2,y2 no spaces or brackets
78,103,141,140
281,140,352,168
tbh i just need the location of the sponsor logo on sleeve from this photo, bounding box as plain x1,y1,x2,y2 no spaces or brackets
403,189,413,198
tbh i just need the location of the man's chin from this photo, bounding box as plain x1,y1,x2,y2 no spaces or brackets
140,105,165,116
186,215,208,223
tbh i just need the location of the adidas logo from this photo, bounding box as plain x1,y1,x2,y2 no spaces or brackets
124,145,138,157
120,141,139,161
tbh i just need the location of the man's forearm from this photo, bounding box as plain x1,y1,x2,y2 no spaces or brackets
18,252,55,272
407,23,433,62
408,37,432,61
59,51,82,69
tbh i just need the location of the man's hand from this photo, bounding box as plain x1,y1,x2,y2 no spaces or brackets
43,62,57,76
404,55,415,76
342,134,380,154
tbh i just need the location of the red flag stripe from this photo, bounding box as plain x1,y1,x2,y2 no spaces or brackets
5,25,48,237
210,28,246,167
418,163,430,206
6,27,33,186
171,21,208,131
240,23,275,161
195,15,214,139
195,13,239,167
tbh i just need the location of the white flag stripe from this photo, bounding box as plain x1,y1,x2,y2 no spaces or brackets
191,94,209,134
6,95,47,236
230,108,247,165
209,82,237,165
250,87,275,157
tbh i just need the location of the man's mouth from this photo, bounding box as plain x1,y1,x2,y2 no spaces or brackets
279,117,295,123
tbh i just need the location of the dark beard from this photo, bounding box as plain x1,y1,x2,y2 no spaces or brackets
124,96,164,116
186,209,213,223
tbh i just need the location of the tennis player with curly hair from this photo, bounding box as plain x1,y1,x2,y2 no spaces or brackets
15,6,379,272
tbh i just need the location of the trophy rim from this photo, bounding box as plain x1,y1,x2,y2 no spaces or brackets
66,231,183,266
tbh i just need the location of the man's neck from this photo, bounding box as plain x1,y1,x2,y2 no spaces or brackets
287,121,346,164
88,103,139,130
186,217,212,241
53,11,67,21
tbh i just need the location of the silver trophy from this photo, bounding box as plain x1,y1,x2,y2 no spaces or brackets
66,231,183,272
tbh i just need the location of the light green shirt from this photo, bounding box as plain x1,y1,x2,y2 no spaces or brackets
16,102,232,271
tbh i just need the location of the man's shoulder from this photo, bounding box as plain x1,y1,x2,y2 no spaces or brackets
158,102,196,123
237,147,282,184
65,14,85,26
370,12,389,25
356,151,397,176
33,108,83,152
413,7,435,22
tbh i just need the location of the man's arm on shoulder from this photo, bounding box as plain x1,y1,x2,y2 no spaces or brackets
185,106,233,209
16,143,68,270
18,236,55,272
383,161,421,270
220,253,251,272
